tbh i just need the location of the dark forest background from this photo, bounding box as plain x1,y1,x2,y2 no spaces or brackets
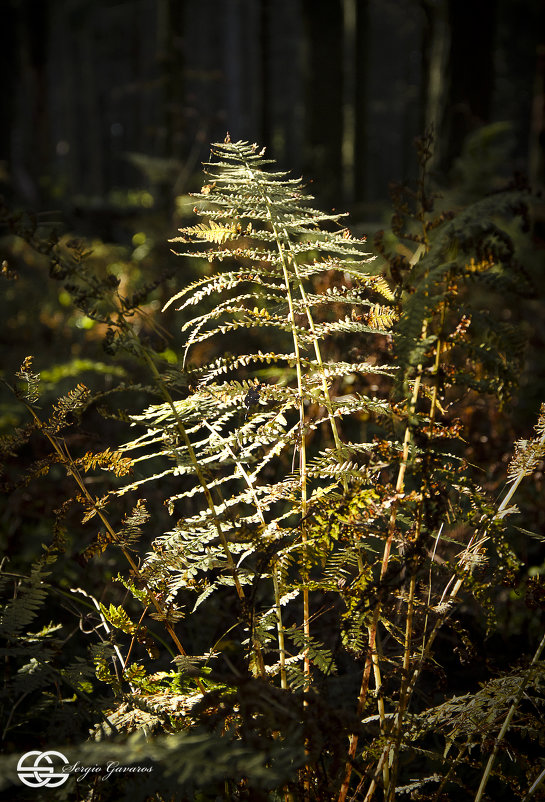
2,0,545,221
2,0,545,450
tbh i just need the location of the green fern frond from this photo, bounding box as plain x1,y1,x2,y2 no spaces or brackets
0,568,49,638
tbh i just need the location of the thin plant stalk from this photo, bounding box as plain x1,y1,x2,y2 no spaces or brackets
200,414,288,690
523,766,545,802
249,173,310,687
242,160,312,797
337,315,428,802
380,408,545,801
385,316,446,799
141,350,267,678
15,394,207,691
431,739,471,801
369,626,390,789
474,630,545,801
340,247,447,800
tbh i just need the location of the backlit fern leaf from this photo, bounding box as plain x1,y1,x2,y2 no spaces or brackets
79,447,133,477
46,383,91,432
15,356,40,403
177,219,240,245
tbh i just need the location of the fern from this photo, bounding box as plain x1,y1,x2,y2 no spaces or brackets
0,567,49,639
113,139,399,703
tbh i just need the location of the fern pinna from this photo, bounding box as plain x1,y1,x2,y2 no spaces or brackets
117,137,397,692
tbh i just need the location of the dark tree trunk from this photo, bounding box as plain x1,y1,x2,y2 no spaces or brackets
528,16,545,191
441,0,498,171
0,2,18,170
354,0,369,203
159,0,186,156
12,0,50,205
259,0,272,149
302,0,344,207
420,0,449,173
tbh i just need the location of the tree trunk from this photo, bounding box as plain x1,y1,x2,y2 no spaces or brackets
302,0,344,208
441,0,498,172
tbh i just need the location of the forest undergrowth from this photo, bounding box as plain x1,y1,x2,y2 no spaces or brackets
1,133,544,801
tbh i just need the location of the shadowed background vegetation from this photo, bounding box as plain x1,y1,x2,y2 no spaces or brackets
2,0,545,415
2,0,545,209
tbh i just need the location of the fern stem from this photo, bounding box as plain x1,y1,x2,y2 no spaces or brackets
72,585,137,688
474,629,545,802
383,487,427,799
523,766,545,801
122,604,149,670
241,162,312,796
283,238,346,461
431,739,471,801
19,398,205,689
140,350,267,679
243,166,311,691
141,352,244,595
369,626,390,789
272,568,288,690
423,405,545,692
276,239,311,689
385,572,417,801
358,237,430,802
384,318,429,567
200,414,288,689
241,153,345,465
361,747,389,802
339,307,429,801
386,316,445,798
398,414,545,778
338,627,376,802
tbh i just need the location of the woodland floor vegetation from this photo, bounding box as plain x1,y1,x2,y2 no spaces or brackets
1,134,545,801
